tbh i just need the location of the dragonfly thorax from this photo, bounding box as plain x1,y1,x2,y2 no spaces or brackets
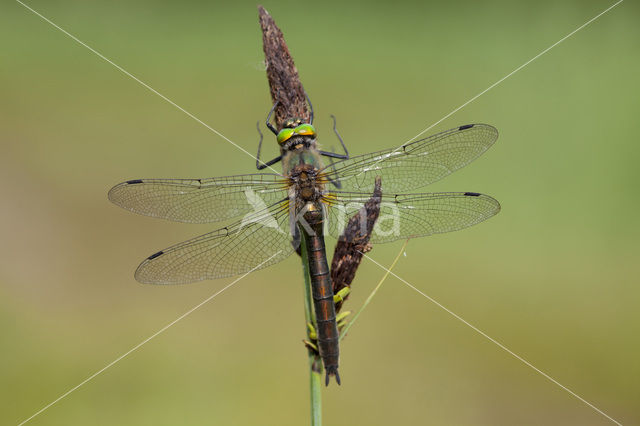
280,131,324,175
288,164,324,202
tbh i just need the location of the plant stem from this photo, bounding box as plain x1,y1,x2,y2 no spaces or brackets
300,235,322,426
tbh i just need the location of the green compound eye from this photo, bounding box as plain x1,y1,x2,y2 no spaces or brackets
277,128,295,144
294,123,316,137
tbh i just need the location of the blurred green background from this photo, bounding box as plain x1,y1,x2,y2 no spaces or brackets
2,0,638,424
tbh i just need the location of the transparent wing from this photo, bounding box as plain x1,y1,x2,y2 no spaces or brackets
322,124,498,193
108,173,288,224
324,191,500,244
135,200,294,284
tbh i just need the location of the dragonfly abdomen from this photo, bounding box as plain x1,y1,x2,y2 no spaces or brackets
301,211,341,386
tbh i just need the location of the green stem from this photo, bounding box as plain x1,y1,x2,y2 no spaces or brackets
299,235,322,426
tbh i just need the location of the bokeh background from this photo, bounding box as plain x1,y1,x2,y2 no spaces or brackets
2,0,638,424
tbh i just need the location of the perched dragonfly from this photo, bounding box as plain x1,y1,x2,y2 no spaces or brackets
108,107,500,385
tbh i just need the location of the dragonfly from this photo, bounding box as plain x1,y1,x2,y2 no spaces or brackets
108,105,501,385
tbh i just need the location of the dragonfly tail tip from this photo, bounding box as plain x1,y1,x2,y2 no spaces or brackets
325,367,341,386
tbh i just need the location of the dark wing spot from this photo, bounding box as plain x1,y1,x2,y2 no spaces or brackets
458,124,474,130
126,179,144,184
464,192,481,197
147,251,164,260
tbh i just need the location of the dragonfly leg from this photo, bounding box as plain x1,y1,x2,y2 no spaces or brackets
255,121,282,170
317,114,350,160
317,115,350,187
304,91,314,124
320,150,344,189
265,101,279,135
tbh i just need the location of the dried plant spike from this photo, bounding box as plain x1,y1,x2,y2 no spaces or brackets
258,5,309,129
331,176,382,312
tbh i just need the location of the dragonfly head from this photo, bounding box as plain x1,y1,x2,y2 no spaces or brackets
277,119,316,146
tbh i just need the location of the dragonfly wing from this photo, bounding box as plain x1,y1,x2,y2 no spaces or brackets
135,200,294,284
322,124,498,193
108,173,288,223
325,191,500,244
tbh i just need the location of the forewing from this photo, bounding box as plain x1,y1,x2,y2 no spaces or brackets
135,200,294,284
323,124,498,193
108,173,288,224
325,191,500,244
